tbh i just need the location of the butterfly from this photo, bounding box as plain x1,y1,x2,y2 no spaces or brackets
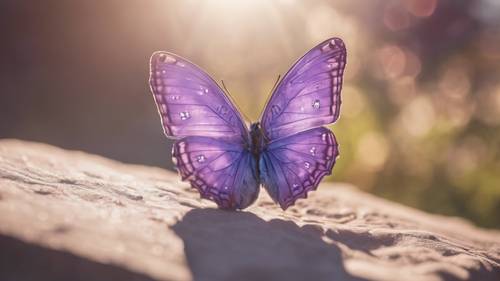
149,37,346,210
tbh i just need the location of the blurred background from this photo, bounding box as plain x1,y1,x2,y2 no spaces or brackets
1,0,499,228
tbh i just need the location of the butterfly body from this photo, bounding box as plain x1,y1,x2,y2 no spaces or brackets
150,38,346,210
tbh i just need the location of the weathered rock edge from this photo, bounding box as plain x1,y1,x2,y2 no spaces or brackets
0,139,499,281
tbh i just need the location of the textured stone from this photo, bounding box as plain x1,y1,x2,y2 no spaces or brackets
0,139,499,281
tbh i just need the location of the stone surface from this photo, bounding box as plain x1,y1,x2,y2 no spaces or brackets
0,139,499,281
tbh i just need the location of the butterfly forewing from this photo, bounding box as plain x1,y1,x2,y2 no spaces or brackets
150,52,248,140
260,38,346,140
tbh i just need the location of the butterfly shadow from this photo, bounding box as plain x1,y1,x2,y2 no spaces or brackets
171,208,367,281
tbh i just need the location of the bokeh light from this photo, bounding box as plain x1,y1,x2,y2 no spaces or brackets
1,0,499,228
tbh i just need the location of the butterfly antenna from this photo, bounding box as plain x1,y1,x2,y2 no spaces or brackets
221,80,230,94
271,74,281,94
220,79,252,126
257,74,282,121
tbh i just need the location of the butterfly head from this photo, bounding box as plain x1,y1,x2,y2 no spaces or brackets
249,122,264,155
249,122,260,134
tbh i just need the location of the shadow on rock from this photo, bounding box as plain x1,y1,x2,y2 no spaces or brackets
171,208,366,281
0,235,155,281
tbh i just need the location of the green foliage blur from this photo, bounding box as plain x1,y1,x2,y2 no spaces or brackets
323,0,500,228
188,0,500,228
324,0,500,229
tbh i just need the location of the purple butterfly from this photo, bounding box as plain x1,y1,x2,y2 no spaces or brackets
149,38,346,210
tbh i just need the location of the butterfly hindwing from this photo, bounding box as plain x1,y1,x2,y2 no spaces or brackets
260,38,346,140
259,127,339,209
172,137,259,209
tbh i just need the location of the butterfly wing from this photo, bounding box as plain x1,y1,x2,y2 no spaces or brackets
259,38,346,209
150,52,258,209
172,136,259,209
260,38,346,140
150,52,248,140
260,127,339,209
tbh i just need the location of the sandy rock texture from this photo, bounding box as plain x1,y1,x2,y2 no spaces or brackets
0,139,499,281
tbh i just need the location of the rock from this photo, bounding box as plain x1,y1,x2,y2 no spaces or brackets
0,139,499,281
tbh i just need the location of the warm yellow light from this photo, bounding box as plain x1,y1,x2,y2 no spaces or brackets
197,0,277,16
